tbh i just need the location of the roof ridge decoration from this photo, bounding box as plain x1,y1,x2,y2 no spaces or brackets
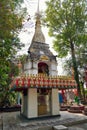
10,74,77,91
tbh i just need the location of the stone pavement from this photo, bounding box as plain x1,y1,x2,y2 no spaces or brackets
0,111,87,130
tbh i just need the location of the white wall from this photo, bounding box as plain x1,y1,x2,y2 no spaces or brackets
27,88,38,118
24,61,38,75
50,63,58,76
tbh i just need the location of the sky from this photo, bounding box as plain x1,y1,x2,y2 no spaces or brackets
18,0,65,75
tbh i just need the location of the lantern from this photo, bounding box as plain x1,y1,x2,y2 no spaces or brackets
27,77,30,87
40,78,44,87
49,78,52,87
24,77,28,87
15,78,19,86
30,78,34,87
35,78,38,88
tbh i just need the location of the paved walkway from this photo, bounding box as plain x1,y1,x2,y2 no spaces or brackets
0,111,87,130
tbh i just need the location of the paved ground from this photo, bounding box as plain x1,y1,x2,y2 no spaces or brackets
0,111,87,130
68,123,87,130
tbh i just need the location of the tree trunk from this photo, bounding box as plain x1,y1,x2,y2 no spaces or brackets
70,41,81,98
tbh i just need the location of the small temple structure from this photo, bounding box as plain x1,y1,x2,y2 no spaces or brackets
10,1,77,119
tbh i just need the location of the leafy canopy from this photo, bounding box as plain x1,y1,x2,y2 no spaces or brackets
0,0,26,106
44,0,87,97
44,0,87,58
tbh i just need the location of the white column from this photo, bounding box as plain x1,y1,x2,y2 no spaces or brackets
51,89,60,115
27,88,38,118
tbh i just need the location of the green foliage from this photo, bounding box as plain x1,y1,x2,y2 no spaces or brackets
0,0,26,56
44,0,87,58
44,0,87,98
18,54,27,64
85,89,87,96
0,0,26,106
17,54,28,72
0,60,19,107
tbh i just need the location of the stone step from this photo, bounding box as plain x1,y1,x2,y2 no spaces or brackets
53,125,68,130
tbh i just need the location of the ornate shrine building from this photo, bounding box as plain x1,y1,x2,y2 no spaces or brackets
11,2,77,119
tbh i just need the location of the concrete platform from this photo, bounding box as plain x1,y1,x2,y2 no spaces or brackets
0,111,87,130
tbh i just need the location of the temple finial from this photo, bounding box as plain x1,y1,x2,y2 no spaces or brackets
36,0,40,17
31,0,45,43
37,0,40,14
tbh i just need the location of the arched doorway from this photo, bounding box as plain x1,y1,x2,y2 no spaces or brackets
38,62,51,116
37,88,51,116
38,62,49,75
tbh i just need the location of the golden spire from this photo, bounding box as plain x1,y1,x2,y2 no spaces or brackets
32,0,45,43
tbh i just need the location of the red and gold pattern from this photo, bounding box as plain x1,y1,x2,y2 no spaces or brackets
11,74,77,91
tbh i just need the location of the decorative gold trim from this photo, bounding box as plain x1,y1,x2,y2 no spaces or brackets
40,55,49,61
